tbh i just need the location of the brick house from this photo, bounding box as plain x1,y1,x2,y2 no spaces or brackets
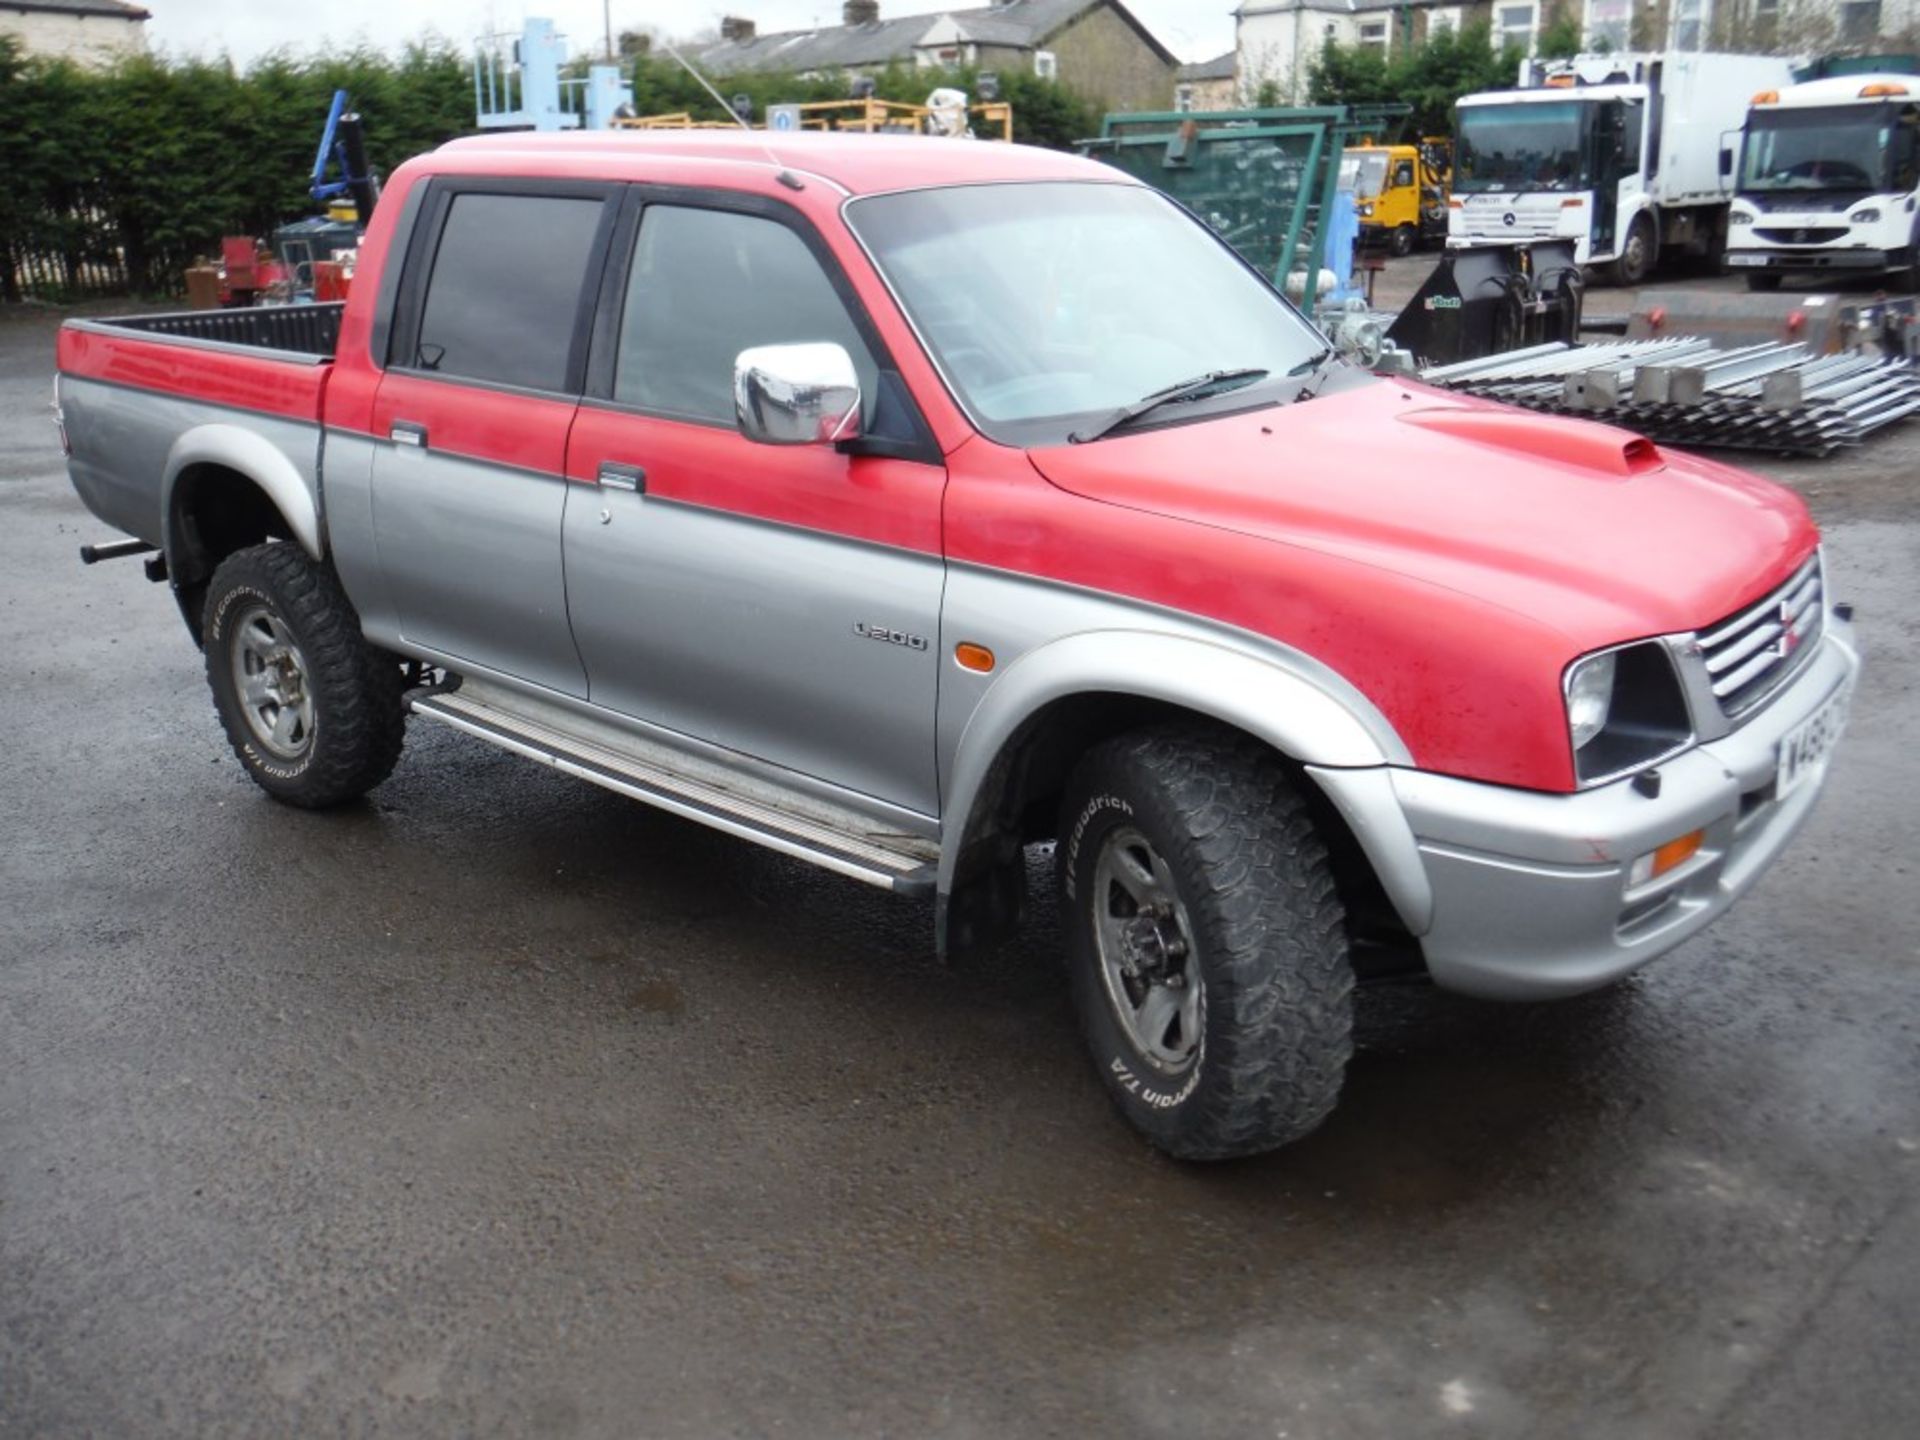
0,0,148,67
695,0,1180,113
1176,51,1239,110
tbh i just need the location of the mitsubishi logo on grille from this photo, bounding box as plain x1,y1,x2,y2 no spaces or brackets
1775,600,1804,656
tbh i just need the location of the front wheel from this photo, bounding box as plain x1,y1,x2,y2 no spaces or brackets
1058,726,1354,1161
203,542,405,808
1389,224,1417,258
1608,214,1657,287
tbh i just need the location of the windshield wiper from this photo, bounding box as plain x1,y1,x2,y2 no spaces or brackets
1068,368,1269,444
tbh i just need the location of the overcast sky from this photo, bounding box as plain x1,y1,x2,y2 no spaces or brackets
146,1,1238,67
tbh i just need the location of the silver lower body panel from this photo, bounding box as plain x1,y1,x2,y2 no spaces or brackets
1387,626,1860,1000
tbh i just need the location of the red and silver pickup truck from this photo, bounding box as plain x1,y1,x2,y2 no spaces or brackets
55,132,1858,1159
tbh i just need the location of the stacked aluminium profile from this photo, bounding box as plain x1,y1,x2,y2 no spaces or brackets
1417,339,1920,456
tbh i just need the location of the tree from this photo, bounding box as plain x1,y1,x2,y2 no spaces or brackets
1537,5,1585,59
1310,20,1521,136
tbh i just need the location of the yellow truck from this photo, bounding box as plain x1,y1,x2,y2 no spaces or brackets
1342,139,1451,257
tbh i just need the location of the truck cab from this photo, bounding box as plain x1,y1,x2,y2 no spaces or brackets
1341,140,1449,257
1452,85,1647,271
1725,74,1920,291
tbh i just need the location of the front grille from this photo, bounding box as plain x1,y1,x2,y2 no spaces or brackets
1753,226,1847,245
1749,192,1859,214
1696,552,1824,720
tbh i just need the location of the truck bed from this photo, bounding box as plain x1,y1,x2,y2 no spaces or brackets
56,303,341,550
99,302,345,358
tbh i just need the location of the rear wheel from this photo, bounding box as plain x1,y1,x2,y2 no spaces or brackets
1745,271,1783,293
203,542,405,808
1058,725,1354,1161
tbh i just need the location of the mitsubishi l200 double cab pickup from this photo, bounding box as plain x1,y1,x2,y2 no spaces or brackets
55,131,1859,1159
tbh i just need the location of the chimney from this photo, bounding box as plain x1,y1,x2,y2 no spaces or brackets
720,16,757,42
843,2,880,25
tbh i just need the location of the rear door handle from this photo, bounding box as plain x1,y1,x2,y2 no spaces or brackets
390,421,428,449
598,462,646,493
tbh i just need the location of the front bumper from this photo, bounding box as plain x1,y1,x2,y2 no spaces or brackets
1726,248,1894,272
1376,619,1858,1000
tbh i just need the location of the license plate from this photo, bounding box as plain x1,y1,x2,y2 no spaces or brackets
1776,683,1851,800
1727,254,1762,267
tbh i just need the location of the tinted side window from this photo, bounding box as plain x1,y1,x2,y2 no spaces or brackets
614,205,877,424
415,192,604,391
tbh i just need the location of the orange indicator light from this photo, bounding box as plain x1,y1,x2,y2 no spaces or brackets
1652,830,1704,876
955,642,995,673
1631,829,1706,887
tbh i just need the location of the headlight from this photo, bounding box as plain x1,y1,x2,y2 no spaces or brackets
1849,207,1881,224
1729,210,1755,226
1564,642,1694,785
1566,652,1615,751
1358,202,1374,217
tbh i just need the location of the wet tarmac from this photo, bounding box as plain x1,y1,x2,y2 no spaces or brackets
3,307,1916,1437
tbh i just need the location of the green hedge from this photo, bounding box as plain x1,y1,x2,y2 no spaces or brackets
0,38,1099,302
0,38,473,300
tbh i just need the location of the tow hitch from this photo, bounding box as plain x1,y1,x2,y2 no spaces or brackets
78,538,167,583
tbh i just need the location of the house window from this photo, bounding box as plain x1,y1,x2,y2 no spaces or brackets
1426,7,1462,34
1840,0,1881,44
1497,3,1537,53
1670,0,1705,50
1033,49,1057,80
1175,83,1195,112
1358,20,1389,52
1585,0,1630,49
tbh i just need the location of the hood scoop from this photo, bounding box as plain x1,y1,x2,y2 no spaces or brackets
1398,406,1664,478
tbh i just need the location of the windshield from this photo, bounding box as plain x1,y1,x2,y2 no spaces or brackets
1455,100,1593,192
845,182,1326,446
1739,105,1898,193
1340,150,1390,199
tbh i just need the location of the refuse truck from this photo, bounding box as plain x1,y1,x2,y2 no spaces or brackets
1725,72,1920,291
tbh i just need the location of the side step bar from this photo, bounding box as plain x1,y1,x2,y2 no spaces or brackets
409,689,938,896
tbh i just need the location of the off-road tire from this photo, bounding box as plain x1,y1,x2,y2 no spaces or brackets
1057,725,1354,1161
1608,214,1657,288
203,542,404,808
1745,271,1783,293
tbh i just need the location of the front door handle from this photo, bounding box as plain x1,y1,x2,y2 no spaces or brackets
390,421,428,449
598,462,646,493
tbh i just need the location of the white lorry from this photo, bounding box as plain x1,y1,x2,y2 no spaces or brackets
1724,74,1920,291
1450,51,1795,285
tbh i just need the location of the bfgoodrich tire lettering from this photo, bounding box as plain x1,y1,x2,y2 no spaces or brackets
203,543,404,808
1059,725,1354,1160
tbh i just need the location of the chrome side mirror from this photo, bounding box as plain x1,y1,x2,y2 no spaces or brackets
734,343,862,446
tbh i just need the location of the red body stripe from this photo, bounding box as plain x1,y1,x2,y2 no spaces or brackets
57,325,326,422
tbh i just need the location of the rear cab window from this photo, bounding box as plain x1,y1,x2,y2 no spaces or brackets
402,187,614,393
